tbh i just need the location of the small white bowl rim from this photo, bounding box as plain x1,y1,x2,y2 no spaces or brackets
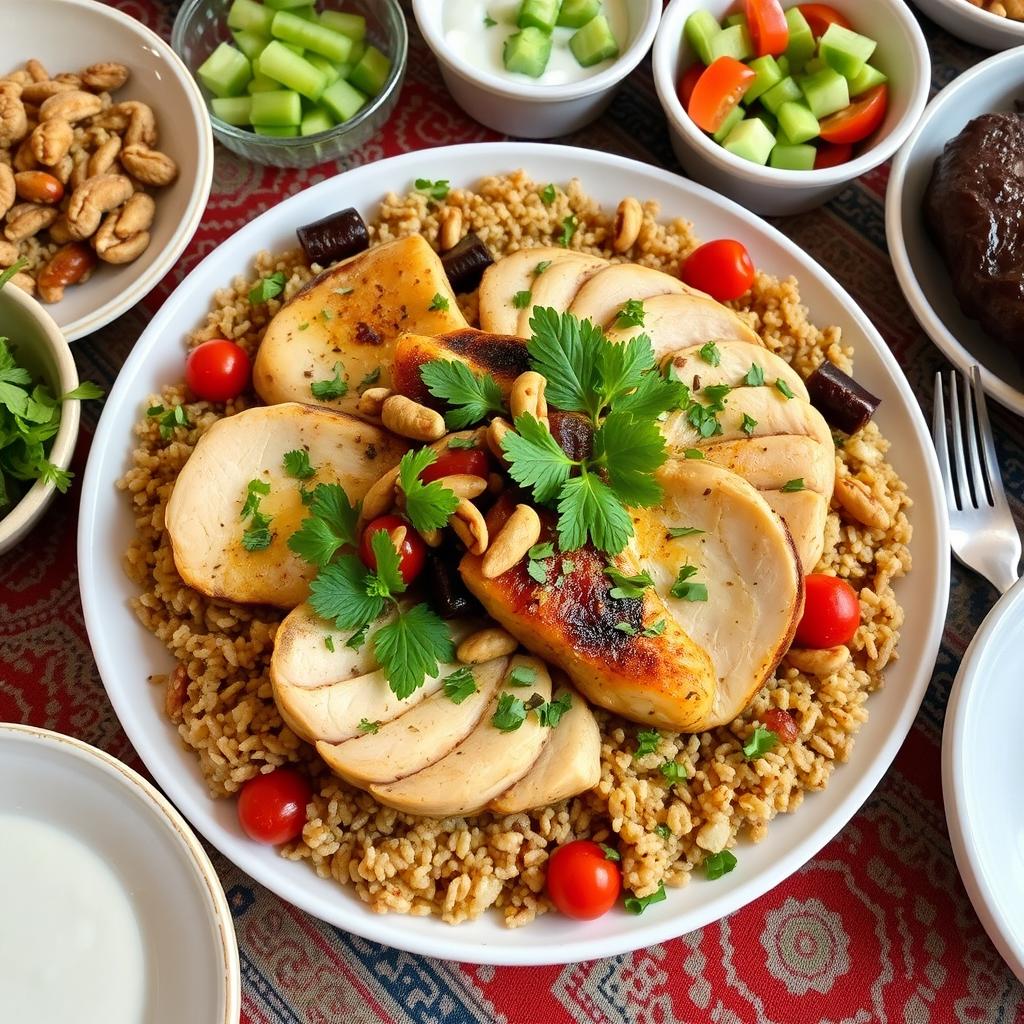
412,0,662,102
0,287,79,545
885,46,1024,416
46,0,214,342
652,0,932,187
925,0,1024,39
0,722,242,1023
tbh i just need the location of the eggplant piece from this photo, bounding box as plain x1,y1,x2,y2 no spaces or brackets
441,233,494,294
296,208,370,267
425,543,482,619
806,361,881,435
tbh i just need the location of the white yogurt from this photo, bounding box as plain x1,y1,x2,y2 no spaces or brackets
443,0,631,86
0,815,146,1023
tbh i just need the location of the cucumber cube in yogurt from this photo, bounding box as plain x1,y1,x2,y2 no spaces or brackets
819,23,877,80
518,0,561,32
569,15,620,67
722,118,776,165
503,26,553,77
684,10,721,66
198,43,252,98
557,0,601,29
799,66,850,119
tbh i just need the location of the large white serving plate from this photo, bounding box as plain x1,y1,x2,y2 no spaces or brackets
943,578,1024,984
78,143,948,965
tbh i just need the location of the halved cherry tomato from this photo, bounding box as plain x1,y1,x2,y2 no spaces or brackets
237,769,312,845
420,448,489,483
797,3,852,37
681,239,756,302
795,573,860,648
745,0,789,56
813,141,854,169
185,339,251,402
687,57,756,134
359,513,427,584
546,840,622,920
819,84,888,145
678,63,704,110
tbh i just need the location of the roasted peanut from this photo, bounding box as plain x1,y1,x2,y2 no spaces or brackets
15,170,63,205
39,89,102,124
87,135,121,178
0,163,14,218
434,473,488,500
355,385,391,418
439,206,463,252
510,370,548,422
0,82,28,148
25,60,49,83
4,202,57,242
20,80,73,105
450,498,488,555
417,527,443,547
29,117,73,165
119,144,177,187
486,416,513,463
785,645,851,677
612,196,643,253
360,465,401,522
456,627,518,664
834,476,890,531
92,210,150,264
82,62,130,93
381,394,446,441
0,239,19,266
36,241,97,303
481,504,542,578
65,173,133,240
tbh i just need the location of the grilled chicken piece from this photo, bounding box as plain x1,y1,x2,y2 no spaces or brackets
760,489,829,574
165,404,406,608
699,435,833,496
253,235,467,417
666,340,806,399
517,253,607,335
567,263,692,327
370,656,553,816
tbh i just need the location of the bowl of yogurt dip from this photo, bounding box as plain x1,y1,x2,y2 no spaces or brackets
0,724,239,1024
413,0,662,136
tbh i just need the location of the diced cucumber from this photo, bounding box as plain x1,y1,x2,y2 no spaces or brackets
232,30,269,62
197,43,252,98
847,63,887,98
557,0,600,29
724,13,748,29
803,56,826,74
570,14,620,67
259,40,328,100
750,107,778,135
777,100,820,143
760,75,801,115
348,40,367,66
348,45,391,97
272,10,354,63
722,118,776,165
265,0,315,9
712,103,745,143
319,10,367,42
250,89,303,126
776,54,790,77
281,41,305,56
743,55,783,105
291,6,318,22
518,0,561,32
770,140,817,170
783,7,815,72
684,10,721,66
819,23,877,79
320,77,368,121
305,52,343,86
799,67,850,119
247,72,280,93
503,26,552,77
228,0,275,35
254,124,299,136
210,95,253,126
301,106,335,135
709,23,754,63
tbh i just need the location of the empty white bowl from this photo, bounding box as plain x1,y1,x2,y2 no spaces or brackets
412,0,662,137
912,0,1024,51
652,0,930,215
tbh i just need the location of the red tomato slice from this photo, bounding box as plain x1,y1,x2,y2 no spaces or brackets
797,3,852,37
678,63,704,110
745,0,789,56
819,84,888,145
688,57,756,134
813,141,853,169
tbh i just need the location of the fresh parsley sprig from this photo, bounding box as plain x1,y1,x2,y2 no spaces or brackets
397,448,460,532
419,359,506,429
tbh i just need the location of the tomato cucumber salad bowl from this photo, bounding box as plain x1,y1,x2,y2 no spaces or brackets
653,0,929,215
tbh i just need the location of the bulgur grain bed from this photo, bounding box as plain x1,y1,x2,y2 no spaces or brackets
119,171,910,926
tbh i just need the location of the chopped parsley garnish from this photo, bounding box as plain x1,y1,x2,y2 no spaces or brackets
346,624,369,651
654,824,672,840
241,477,270,518
147,403,190,440
358,718,381,734
634,729,661,759
534,259,552,276
333,286,354,296
240,478,272,552
741,413,758,437
249,271,286,305
321,308,333,321
529,542,555,560
670,564,708,602
283,449,315,480
357,367,381,394
615,299,645,328
397,448,460,533
414,177,450,201
310,362,348,401
604,566,653,599
742,725,778,760
447,435,478,450
526,541,554,584
683,383,729,439
668,526,703,538
614,621,636,636
537,692,572,727
558,214,577,247
444,666,478,704
642,619,666,637
507,663,537,687
491,692,528,732
600,843,620,862
775,378,795,400
684,448,705,459
512,289,532,310
625,882,666,915
705,850,737,880
298,323,309,331
698,341,721,366
429,292,450,312
540,183,557,205
419,358,506,429
781,477,806,493
744,363,765,387
324,635,335,652
660,760,688,785
483,14,497,26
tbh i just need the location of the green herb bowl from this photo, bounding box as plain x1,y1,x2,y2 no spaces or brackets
0,286,80,556
171,0,408,170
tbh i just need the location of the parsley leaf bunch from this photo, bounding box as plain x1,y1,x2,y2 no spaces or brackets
419,359,506,430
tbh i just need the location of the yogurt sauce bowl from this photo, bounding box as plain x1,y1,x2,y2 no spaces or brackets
413,0,662,136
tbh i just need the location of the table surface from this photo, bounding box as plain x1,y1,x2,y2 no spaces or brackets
2,1,1023,1021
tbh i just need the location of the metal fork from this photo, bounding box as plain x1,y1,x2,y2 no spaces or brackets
932,366,1021,594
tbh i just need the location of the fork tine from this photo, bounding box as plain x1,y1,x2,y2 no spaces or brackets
962,367,988,507
970,365,1007,508
932,371,957,512
949,371,971,509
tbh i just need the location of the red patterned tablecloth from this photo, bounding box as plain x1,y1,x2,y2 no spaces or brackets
2,2,1023,1021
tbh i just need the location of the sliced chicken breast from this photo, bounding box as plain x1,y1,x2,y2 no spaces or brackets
568,263,689,328
762,489,829,573
517,253,607,336
165,404,407,608
700,435,834,496
667,340,807,399
479,247,586,335
253,235,467,417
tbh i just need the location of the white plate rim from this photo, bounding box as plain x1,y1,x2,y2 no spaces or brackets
0,722,242,1019
941,578,1024,984
885,46,1024,418
78,141,949,965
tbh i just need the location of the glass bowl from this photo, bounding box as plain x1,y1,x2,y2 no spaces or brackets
171,0,407,169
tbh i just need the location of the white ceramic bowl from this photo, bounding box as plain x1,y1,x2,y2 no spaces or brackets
0,724,240,1021
912,0,1024,51
412,0,661,137
78,143,948,966
0,285,79,555
0,0,213,341
886,48,1024,417
652,0,931,216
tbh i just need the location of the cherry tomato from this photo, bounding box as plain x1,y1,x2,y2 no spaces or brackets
420,448,489,483
813,141,854,169
797,2,852,37
795,573,860,648
678,64,704,110
745,0,789,55
237,769,312,845
681,239,756,302
185,339,251,402
819,84,888,145
546,840,622,920
359,513,427,584
687,57,756,134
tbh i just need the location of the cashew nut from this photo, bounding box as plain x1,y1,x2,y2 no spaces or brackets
87,135,121,178
65,173,133,240
93,209,150,264
119,144,177,188
21,80,74,105
12,137,36,172
7,271,35,295
433,473,488,500
69,149,90,190
481,504,542,579
360,465,401,523
0,239,20,266
52,153,73,186
25,59,49,83
39,89,102,124
48,215,74,244
510,371,548,422
834,476,891,531
785,645,851,677
456,627,518,664
116,102,157,147
81,62,130,93
380,394,446,441
0,82,28,148
439,206,463,252
450,498,488,555
36,241,97,303
4,201,57,242
612,196,643,253
0,163,15,218
355,385,391,418
29,117,73,166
